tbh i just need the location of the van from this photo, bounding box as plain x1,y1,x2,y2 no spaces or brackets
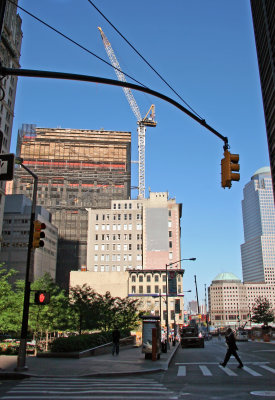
236,331,248,341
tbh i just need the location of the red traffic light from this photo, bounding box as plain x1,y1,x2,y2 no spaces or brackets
34,290,50,305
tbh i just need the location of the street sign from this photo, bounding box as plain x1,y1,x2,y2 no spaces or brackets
0,153,15,181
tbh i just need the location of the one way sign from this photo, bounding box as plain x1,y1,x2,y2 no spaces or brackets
0,153,15,181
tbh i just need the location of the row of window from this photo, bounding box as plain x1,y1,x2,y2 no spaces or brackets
95,234,142,241
96,213,142,221
131,285,182,294
131,274,182,283
94,254,142,261
95,224,142,231
94,244,142,251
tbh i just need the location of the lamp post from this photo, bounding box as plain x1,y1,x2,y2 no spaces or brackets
15,157,38,371
165,258,196,349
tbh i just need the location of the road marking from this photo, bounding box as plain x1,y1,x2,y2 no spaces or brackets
175,362,269,365
251,391,275,397
218,365,237,376
177,366,186,376
243,366,262,376
199,365,212,376
259,365,275,374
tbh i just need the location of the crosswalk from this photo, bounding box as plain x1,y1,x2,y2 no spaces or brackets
0,377,178,400
176,362,275,377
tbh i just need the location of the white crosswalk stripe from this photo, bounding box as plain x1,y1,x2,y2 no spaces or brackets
259,365,275,374
218,365,237,376
1,378,178,400
242,366,262,376
177,366,186,376
176,363,275,378
199,365,212,376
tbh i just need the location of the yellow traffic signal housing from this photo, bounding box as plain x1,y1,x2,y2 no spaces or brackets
32,220,46,249
221,150,240,188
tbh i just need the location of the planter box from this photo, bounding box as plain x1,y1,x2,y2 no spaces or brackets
37,335,135,358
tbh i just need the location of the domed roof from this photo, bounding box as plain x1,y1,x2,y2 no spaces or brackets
212,272,241,282
252,166,271,179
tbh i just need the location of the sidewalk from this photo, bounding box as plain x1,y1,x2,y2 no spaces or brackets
0,343,179,379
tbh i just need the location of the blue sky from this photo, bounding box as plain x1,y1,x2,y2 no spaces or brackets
11,0,270,306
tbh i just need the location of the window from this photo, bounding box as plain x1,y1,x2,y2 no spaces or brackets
139,286,143,294
118,203,121,209
94,244,98,251
147,275,151,282
169,231,172,237
124,244,127,251
169,241,172,248
102,234,104,240
147,286,151,294
95,234,98,240
124,214,127,220
139,275,143,282
132,286,136,293
155,285,159,293
132,275,136,282
162,275,166,282
155,275,159,282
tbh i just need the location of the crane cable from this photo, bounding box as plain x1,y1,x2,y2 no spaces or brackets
6,0,148,89
87,0,204,119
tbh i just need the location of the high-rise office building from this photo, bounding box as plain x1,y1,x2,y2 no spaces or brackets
250,1,275,199
12,124,131,289
0,1,22,238
241,167,275,284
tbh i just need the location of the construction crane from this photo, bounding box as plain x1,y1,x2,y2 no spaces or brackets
98,27,157,199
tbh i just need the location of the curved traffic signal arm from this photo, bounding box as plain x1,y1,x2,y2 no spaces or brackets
32,220,46,249
221,150,240,189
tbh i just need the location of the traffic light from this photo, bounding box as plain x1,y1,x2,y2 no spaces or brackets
221,150,240,188
34,291,50,305
32,220,46,249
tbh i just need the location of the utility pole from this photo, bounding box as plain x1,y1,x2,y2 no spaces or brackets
194,275,200,314
15,159,38,371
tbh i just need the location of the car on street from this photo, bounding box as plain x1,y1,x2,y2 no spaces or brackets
235,330,248,341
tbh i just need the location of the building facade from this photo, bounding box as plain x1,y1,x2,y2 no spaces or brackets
0,1,22,239
250,1,275,199
86,191,182,272
12,125,131,289
241,167,275,284
72,191,184,327
208,272,275,328
0,194,58,282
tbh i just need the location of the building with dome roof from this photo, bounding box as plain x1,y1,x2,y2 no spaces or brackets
208,271,275,328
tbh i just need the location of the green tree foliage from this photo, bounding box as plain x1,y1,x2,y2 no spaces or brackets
69,284,98,334
29,273,72,334
0,265,24,334
251,296,274,327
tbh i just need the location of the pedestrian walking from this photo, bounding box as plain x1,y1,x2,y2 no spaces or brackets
220,328,243,368
217,328,221,341
112,326,120,356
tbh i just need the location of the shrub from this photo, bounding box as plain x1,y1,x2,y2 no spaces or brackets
50,329,130,353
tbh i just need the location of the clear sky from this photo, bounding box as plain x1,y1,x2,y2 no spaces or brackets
10,0,270,307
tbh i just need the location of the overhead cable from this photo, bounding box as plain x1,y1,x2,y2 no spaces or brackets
87,0,203,119
7,0,147,88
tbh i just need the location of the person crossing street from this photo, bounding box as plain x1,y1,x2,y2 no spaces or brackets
220,328,244,368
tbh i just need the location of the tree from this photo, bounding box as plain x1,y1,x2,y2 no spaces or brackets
69,284,97,334
251,296,274,327
0,265,24,334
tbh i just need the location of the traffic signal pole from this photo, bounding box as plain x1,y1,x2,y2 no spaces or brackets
16,162,38,371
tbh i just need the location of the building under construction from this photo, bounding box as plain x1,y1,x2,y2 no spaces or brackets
13,124,131,289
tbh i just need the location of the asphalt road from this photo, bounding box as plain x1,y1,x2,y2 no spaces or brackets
0,339,274,399
158,337,275,399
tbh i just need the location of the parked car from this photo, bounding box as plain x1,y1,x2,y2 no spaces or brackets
235,331,248,341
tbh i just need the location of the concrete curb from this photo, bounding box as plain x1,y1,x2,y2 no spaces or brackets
0,343,180,380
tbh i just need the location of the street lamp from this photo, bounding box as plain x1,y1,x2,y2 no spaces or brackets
14,157,38,371
165,258,196,349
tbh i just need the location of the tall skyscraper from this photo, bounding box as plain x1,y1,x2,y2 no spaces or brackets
0,1,22,238
13,125,131,289
241,167,275,284
250,1,275,200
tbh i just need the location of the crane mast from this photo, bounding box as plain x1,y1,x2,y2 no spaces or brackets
98,27,156,199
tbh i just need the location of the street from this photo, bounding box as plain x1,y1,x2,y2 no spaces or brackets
159,337,275,399
0,339,274,399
